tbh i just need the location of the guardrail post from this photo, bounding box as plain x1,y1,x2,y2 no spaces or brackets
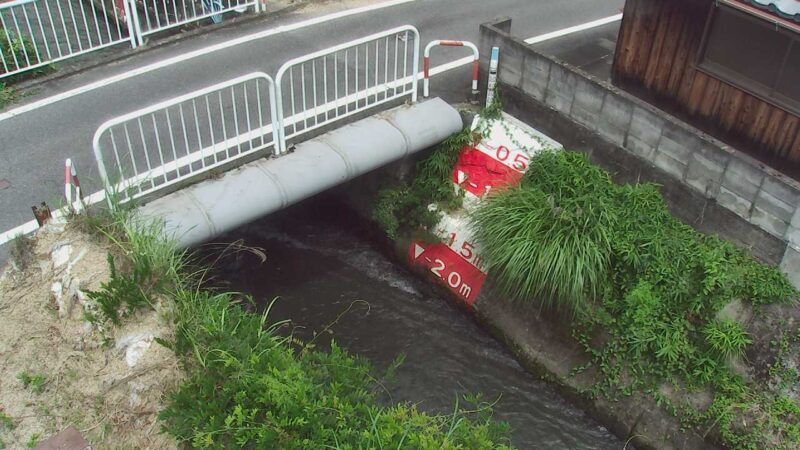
64,158,85,214
423,40,479,99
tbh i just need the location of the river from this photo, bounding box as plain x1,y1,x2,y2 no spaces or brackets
199,197,625,449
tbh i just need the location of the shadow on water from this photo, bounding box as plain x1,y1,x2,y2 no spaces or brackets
195,195,626,450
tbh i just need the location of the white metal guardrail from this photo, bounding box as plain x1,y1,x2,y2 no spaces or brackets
274,25,420,153
92,71,278,203
0,0,136,78
0,0,261,79
130,0,259,46
92,26,422,204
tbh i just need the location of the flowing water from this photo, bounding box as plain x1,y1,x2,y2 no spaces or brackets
201,198,625,449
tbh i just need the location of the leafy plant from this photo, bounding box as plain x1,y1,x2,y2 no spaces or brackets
0,83,15,110
17,372,45,394
703,319,751,360
25,433,39,449
84,253,153,325
0,31,38,72
0,31,52,84
373,128,472,238
81,201,186,325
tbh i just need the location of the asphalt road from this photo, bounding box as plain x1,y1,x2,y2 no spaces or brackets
0,0,623,243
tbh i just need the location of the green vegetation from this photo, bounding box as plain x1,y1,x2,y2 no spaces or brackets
24,433,39,449
0,31,54,109
373,129,472,239
80,197,513,448
466,150,799,449
373,91,502,239
0,411,13,431
0,83,14,110
17,372,45,394
469,152,615,311
159,290,510,449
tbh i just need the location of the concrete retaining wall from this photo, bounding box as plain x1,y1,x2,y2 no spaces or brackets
479,18,800,288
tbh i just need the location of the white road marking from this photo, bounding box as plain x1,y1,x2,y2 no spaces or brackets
0,13,624,247
0,0,420,122
524,13,622,44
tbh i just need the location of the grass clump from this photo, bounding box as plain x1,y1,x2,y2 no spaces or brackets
703,319,752,360
470,151,615,310
17,372,45,394
80,203,185,325
0,83,15,110
24,433,39,449
0,411,14,431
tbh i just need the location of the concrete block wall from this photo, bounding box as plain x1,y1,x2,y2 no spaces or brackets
479,18,800,288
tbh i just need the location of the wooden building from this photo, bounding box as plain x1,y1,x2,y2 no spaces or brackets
613,0,800,173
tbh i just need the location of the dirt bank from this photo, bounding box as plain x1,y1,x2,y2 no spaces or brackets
0,221,181,449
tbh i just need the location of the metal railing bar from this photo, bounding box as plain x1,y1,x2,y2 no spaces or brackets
77,0,93,49
20,7,42,64
65,0,83,52
44,0,63,58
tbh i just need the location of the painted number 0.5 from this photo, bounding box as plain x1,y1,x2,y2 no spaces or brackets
495,145,529,171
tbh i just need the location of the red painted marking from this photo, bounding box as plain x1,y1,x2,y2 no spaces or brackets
472,59,480,81
423,57,430,77
452,145,523,197
409,241,486,306
439,40,465,46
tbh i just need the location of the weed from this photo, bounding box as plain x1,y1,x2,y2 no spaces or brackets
17,371,45,394
0,83,15,110
469,152,616,310
84,253,154,325
0,31,53,83
0,411,13,431
703,319,752,360
9,233,35,271
373,128,472,238
79,198,185,325
25,433,39,449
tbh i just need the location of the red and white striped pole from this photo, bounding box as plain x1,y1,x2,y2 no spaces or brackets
423,40,480,98
64,158,85,214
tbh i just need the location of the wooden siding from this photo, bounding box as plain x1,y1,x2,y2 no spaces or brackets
613,0,800,163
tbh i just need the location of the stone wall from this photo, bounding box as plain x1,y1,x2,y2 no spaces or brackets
479,18,800,288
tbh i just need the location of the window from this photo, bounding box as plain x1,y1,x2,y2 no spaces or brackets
699,4,800,115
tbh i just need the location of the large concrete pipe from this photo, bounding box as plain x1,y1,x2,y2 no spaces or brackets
139,98,463,248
